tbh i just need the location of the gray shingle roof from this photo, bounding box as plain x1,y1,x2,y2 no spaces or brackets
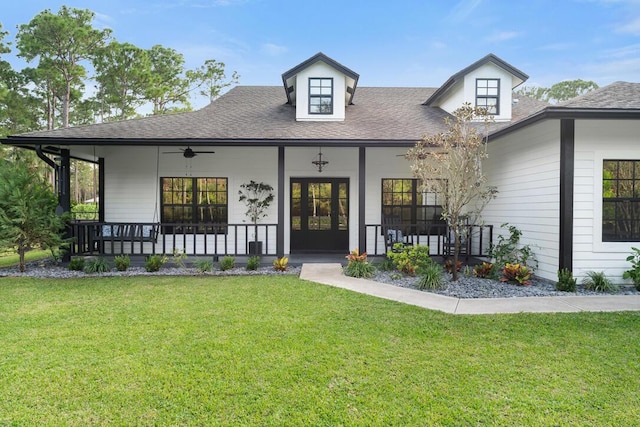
558,81,640,109
9,86,548,144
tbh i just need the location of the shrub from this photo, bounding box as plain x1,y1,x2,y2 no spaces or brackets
114,255,130,271
622,247,640,291
386,244,431,276
417,261,445,290
473,262,495,279
145,255,167,272
273,256,288,272
582,271,617,292
556,268,577,292
194,259,213,273
246,256,260,271
68,256,85,271
345,248,375,278
488,223,538,271
500,263,532,285
84,257,111,274
219,256,236,271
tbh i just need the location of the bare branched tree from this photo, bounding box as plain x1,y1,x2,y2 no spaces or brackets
406,103,497,281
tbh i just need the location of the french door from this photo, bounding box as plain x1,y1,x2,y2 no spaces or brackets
290,178,349,252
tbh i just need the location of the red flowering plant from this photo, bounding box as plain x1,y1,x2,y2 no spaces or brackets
345,248,375,278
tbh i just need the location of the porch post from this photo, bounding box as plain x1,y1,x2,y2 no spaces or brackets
559,119,574,272
358,147,366,251
98,157,105,223
59,149,72,262
277,146,285,257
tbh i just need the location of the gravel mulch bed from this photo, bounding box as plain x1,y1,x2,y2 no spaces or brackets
369,270,640,299
0,258,300,279
3,258,638,299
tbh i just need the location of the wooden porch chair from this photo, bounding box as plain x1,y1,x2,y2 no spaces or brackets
382,215,413,253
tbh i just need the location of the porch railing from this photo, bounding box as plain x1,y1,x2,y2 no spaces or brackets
365,223,493,258
71,222,279,257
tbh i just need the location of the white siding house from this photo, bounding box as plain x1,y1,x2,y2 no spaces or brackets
4,52,640,285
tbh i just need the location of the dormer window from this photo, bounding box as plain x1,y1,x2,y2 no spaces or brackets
476,78,500,115
309,78,333,114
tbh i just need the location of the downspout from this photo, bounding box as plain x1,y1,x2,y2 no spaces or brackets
35,145,61,211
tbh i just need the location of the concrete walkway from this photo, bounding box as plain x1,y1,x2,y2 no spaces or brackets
299,263,640,315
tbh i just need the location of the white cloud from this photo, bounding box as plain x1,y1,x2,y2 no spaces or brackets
448,0,483,22
616,16,640,34
261,43,288,56
484,31,521,42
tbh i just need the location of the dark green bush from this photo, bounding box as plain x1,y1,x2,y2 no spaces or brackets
556,268,577,292
220,256,235,271
114,255,130,271
246,256,260,271
68,256,85,271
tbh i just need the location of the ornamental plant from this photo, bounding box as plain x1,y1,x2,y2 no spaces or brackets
473,261,495,279
273,256,288,271
622,247,640,291
219,256,235,271
556,268,577,292
145,254,167,272
345,248,375,278
386,244,431,276
114,254,130,271
500,263,532,286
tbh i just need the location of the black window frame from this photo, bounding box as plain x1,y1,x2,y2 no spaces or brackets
308,77,333,115
476,78,500,115
602,159,640,242
160,177,228,234
381,178,446,234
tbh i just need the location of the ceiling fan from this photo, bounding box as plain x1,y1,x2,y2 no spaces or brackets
163,146,215,158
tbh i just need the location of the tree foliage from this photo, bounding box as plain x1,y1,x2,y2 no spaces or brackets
517,79,599,104
406,104,497,281
16,6,112,128
0,157,68,271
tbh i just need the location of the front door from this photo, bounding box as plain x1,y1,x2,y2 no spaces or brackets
291,178,349,252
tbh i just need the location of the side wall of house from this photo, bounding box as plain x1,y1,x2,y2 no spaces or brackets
573,119,640,283
484,120,561,281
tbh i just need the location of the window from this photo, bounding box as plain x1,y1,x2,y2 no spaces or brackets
603,160,640,241
309,78,333,114
381,179,445,233
161,177,228,233
476,78,499,115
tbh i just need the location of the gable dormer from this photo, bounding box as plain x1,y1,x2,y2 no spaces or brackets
424,54,528,122
281,52,359,122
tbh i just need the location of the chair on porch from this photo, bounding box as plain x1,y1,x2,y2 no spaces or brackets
382,215,413,253
444,227,469,261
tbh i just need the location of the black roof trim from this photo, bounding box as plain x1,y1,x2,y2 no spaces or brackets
281,52,360,105
424,53,529,106
489,107,640,140
2,137,417,148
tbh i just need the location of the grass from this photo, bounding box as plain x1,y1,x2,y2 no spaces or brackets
1,276,639,425
0,249,51,269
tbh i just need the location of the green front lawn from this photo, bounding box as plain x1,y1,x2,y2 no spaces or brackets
1,276,638,425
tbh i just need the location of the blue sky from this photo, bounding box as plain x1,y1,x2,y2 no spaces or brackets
2,0,640,108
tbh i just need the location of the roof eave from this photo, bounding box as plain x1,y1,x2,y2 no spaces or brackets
489,107,640,140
